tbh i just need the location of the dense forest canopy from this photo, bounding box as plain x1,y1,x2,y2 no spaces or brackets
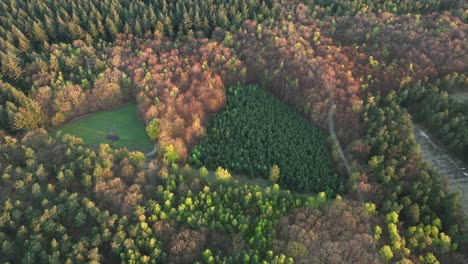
191,85,341,194
0,0,467,263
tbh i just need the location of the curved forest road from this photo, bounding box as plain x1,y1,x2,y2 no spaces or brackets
145,143,158,157
144,143,158,169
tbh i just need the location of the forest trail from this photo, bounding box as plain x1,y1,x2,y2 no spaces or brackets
328,96,380,259
145,143,158,157
413,125,468,209
144,143,158,169
328,98,352,178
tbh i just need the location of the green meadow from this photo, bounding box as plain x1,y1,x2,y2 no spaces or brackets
56,103,152,151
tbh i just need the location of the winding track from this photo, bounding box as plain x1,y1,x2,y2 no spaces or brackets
144,143,158,169
145,143,158,157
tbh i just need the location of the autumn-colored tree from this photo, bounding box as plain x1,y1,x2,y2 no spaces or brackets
269,165,280,183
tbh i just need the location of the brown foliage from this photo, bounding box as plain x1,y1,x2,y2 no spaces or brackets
275,201,380,264
111,34,241,162
169,228,206,263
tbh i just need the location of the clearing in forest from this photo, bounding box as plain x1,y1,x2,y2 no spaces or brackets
449,91,468,103
190,85,342,195
56,102,152,151
414,125,468,209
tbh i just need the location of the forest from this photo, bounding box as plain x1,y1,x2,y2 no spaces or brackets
397,75,468,159
0,0,467,263
191,84,341,195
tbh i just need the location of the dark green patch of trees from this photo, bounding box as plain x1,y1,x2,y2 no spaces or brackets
191,85,342,195
398,75,468,159
0,81,46,132
0,0,284,53
312,0,462,16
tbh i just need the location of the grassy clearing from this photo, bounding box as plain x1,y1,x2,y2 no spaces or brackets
56,102,152,151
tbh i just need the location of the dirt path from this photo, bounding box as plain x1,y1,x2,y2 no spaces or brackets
328,98,352,178
144,143,158,169
145,143,158,157
328,96,380,259
413,124,468,209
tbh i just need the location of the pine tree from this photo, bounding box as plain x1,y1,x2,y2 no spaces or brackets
105,16,118,40
32,21,47,42
181,7,192,34
1,53,23,80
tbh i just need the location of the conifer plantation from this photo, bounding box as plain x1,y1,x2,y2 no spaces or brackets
191,85,341,194
0,0,467,263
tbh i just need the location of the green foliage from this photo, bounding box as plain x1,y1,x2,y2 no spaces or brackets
364,202,377,215
0,82,46,132
388,223,403,250
0,0,466,262
404,204,420,225
407,223,455,253
269,164,281,184
374,225,382,241
163,144,180,165
146,118,160,141
317,0,459,16
398,76,468,159
214,167,232,181
304,193,328,208
202,249,214,263
121,74,132,95
0,135,122,263
199,166,209,179
191,85,341,194
420,252,440,264
0,132,320,263
364,92,464,260
0,0,285,57
47,42,107,88
379,245,394,262
386,211,399,224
